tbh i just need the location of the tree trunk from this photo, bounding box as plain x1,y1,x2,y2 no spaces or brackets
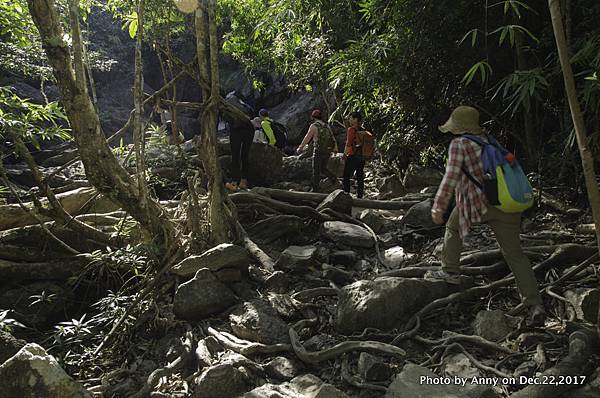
548,0,600,251
133,0,148,208
27,0,180,251
193,0,233,244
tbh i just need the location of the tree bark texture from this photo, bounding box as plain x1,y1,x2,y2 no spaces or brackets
27,0,180,250
193,0,232,243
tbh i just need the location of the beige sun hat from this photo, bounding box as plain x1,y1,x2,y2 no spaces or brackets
173,0,199,13
438,106,484,135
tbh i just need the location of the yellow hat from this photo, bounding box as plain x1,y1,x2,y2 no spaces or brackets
438,106,484,135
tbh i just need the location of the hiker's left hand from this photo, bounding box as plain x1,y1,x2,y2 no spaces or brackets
431,210,444,225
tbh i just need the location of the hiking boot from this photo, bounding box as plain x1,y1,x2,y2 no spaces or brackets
225,182,239,192
239,179,248,190
526,305,546,327
424,269,461,285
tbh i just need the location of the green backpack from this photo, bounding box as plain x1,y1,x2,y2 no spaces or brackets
315,121,335,153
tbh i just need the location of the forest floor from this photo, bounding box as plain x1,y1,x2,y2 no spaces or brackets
1,141,599,398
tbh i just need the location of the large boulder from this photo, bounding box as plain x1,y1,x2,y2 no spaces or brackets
173,269,237,321
171,244,250,278
0,330,26,364
403,164,443,193
317,190,353,215
193,363,248,398
336,277,458,334
230,300,290,345
244,374,348,398
270,91,325,144
282,155,313,182
0,343,92,397
386,363,497,398
327,153,346,178
248,143,283,186
322,222,374,248
275,245,320,273
377,175,406,199
357,209,385,233
400,199,436,229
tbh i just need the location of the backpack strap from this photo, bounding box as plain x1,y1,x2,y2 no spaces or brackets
462,167,483,190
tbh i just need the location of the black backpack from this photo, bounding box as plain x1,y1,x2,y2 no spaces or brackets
271,121,288,150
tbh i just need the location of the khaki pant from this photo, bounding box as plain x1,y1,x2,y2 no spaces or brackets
442,206,542,307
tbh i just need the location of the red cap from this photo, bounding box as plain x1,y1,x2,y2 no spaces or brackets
311,109,322,119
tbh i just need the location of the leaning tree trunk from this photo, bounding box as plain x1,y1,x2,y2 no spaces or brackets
548,0,600,251
549,0,600,339
27,0,180,250
193,0,233,243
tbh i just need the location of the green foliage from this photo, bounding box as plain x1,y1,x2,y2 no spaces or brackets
0,87,71,148
0,309,27,332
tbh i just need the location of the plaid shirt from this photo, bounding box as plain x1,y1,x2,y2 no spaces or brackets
433,136,488,238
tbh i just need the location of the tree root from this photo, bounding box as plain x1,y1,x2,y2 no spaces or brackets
414,331,516,355
289,328,406,365
509,330,594,398
234,219,275,273
439,342,512,379
340,355,387,392
206,327,291,355
291,287,339,302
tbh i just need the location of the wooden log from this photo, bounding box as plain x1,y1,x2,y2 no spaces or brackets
0,257,89,281
251,187,421,210
0,187,119,231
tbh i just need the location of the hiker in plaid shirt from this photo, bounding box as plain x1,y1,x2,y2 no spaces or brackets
426,106,546,327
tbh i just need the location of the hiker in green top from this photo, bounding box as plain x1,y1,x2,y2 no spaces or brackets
259,108,276,146
297,109,338,192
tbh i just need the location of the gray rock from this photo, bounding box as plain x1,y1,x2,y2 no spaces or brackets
173,269,237,321
383,246,414,268
322,221,374,248
327,154,346,178
400,199,436,229
193,363,248,398
377,175,406,199
275,245,319,272
270,90,325,144
248,142,284,186
386,363,497,398
0,330,26,364
473,310,516,342
244,374,348,398
403,164,443,192
443,353,480,379
0,343,92,397
282,155,313,182
358,353,393,381
317,190,353,215
265,356,303,380
230,300,290,345
358,209,385,233
171,243,250,277
329,251,357,267
571,367,600,398
336,277,458,334
322,265,354,286
0,282,74,328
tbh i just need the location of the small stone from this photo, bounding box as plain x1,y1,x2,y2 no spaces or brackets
171,243,249,277
358,209,385,233
571,367,600,398
229,300,290,345
383,246,414,268
473,310,516,342
0,330,26,364
400,199,436,229
173,269,237,321
358,353,393,381
443,353,480,379
275,245,319,272
322,221,374,248
329,251,357,267
265,356,303,380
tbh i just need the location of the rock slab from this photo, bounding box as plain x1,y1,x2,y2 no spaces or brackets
0,343,92,397
173,269,237,321
171,243,250,277
317,190,353,215
193,363,247,398
244,374,348,398
275,245,319,272
322,221,374,248
472,310,516,342
336,277,457,334
230,300,291,344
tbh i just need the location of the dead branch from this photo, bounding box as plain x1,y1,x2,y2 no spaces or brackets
414,331,516,355
291,287,339,302
440,342,512,379
206,327,291,355
340,355,387,392
289,328,406,365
